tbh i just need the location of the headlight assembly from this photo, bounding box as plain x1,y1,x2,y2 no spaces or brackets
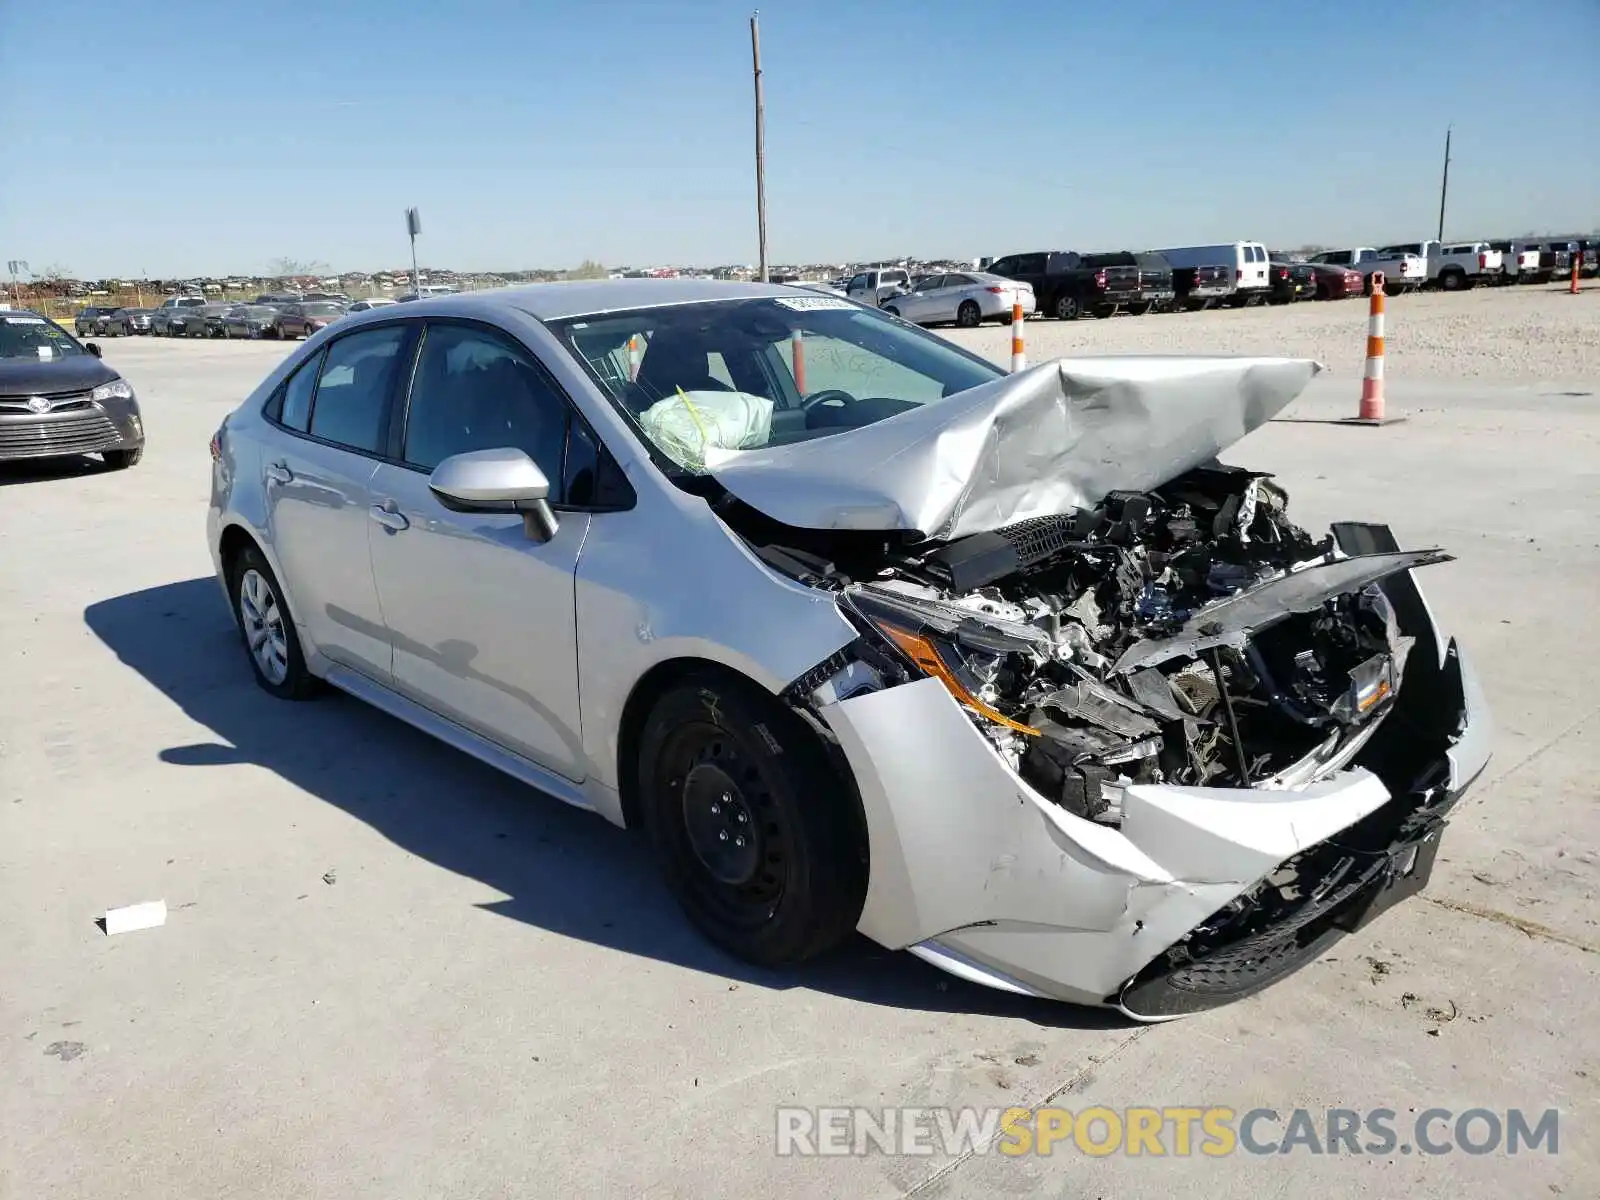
844,586,1044,736
91,379,135,403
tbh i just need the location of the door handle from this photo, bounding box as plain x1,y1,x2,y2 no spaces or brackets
265,461,293,484
369,503,410,532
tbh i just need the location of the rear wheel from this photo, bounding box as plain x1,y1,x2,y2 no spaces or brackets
1440,268,1465,291
637,672,867,966
1126,300,1154,316
883,306,900,318
956,300,981,327
1092,302,1118,319
228,545,320,700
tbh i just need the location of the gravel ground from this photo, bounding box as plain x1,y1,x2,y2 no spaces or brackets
941,283,1599,382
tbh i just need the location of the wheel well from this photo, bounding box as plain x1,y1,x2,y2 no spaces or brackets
613,655,864,848
615,658,744,830
217,523,258,585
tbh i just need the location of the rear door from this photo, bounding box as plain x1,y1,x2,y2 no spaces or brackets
366,319,590,779
262,323,415,680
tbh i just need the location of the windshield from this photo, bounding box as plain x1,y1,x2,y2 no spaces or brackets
0,314,87,360
547,297,1004,473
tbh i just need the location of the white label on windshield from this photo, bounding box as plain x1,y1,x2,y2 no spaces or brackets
4,315,46,325
37,345,55,359
772,295,855,311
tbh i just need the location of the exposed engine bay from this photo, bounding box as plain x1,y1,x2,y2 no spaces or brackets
721,461,1450,828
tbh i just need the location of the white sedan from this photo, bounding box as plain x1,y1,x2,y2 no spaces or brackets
881,271,1035,327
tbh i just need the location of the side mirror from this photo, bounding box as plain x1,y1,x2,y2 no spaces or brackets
428,447,559,542
85,342,102,358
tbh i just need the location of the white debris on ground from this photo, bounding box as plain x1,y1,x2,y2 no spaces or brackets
944,285,1600,382
102,900,167,935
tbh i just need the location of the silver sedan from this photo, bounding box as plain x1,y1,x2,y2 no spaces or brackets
206,281,1487,1018
882,271,1036,327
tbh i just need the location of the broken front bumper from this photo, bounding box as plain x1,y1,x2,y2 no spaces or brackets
817,532,1491,1019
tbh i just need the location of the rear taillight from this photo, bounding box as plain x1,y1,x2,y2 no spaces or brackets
1094,269,1107,289
1278,268,1288,279
1235,268,1243,281
1479,253,1488,269
985,286,1005,294
209,431,221,462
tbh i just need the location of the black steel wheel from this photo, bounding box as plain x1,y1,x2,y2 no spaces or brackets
637,672,866,966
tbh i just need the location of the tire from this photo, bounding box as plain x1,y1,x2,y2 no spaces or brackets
1091,303,1118,319
227,545,320,701
637,671,867,966
883,306,900,318
102,447,142,470
1440,269,1465,291
1126,300,1154,316
955,300,981,328
1052,293,1080,320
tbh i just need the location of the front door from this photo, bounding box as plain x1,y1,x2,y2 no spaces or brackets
367,320,589,779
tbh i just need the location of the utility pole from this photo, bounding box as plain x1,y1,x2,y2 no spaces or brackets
750,11,768,282
1436,126,1452,241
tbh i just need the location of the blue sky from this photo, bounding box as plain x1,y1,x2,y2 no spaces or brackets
2,0,1595,277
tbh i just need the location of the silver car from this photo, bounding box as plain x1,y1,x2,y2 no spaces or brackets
206,281,1489,1018
882,271,1036,327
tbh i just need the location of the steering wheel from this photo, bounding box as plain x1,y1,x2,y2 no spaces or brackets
801,388,855,412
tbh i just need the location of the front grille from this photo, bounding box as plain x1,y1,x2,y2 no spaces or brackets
0,412,122,457
0,391,92,413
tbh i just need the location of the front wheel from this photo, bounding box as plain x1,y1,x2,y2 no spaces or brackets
637,672,867,966
102,447,142,470
883,306,900,319
955,300,981,328
228,546,320,700
1053,293,1080,320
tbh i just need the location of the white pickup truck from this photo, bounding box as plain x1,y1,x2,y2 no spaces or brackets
1377,240,1504,290
1488,240,1543,284
1305,247,1428,294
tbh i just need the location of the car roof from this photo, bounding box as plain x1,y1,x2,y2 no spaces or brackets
384,278,816,322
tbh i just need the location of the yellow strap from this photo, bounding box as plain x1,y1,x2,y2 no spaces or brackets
675,385,712,445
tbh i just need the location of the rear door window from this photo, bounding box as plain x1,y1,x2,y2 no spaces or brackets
307,325,409,454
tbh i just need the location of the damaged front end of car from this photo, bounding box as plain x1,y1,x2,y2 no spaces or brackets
711,358,1491,1017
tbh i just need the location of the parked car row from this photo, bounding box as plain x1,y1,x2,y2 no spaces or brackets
71,294,400,341
854,234,1595,326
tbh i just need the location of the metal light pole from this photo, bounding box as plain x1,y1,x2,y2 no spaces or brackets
750,12,768,282
1436,126,1451,241
406,207,423,297
6,259,27,307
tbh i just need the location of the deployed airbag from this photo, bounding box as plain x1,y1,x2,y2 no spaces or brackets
640,389,774,471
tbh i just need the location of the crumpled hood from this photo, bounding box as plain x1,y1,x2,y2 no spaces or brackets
705,356,1322,540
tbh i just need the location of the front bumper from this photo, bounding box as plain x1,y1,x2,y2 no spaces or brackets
818,532,1490,1017
0,393,145,462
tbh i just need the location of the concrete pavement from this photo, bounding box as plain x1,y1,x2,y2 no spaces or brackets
2,335,1595,1198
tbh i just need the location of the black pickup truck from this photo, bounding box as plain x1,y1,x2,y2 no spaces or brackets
1171,264,1234,311
1080,251,1173,315
987,250,1140,320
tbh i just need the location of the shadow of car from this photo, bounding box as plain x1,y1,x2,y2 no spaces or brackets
82,576,1122,1030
